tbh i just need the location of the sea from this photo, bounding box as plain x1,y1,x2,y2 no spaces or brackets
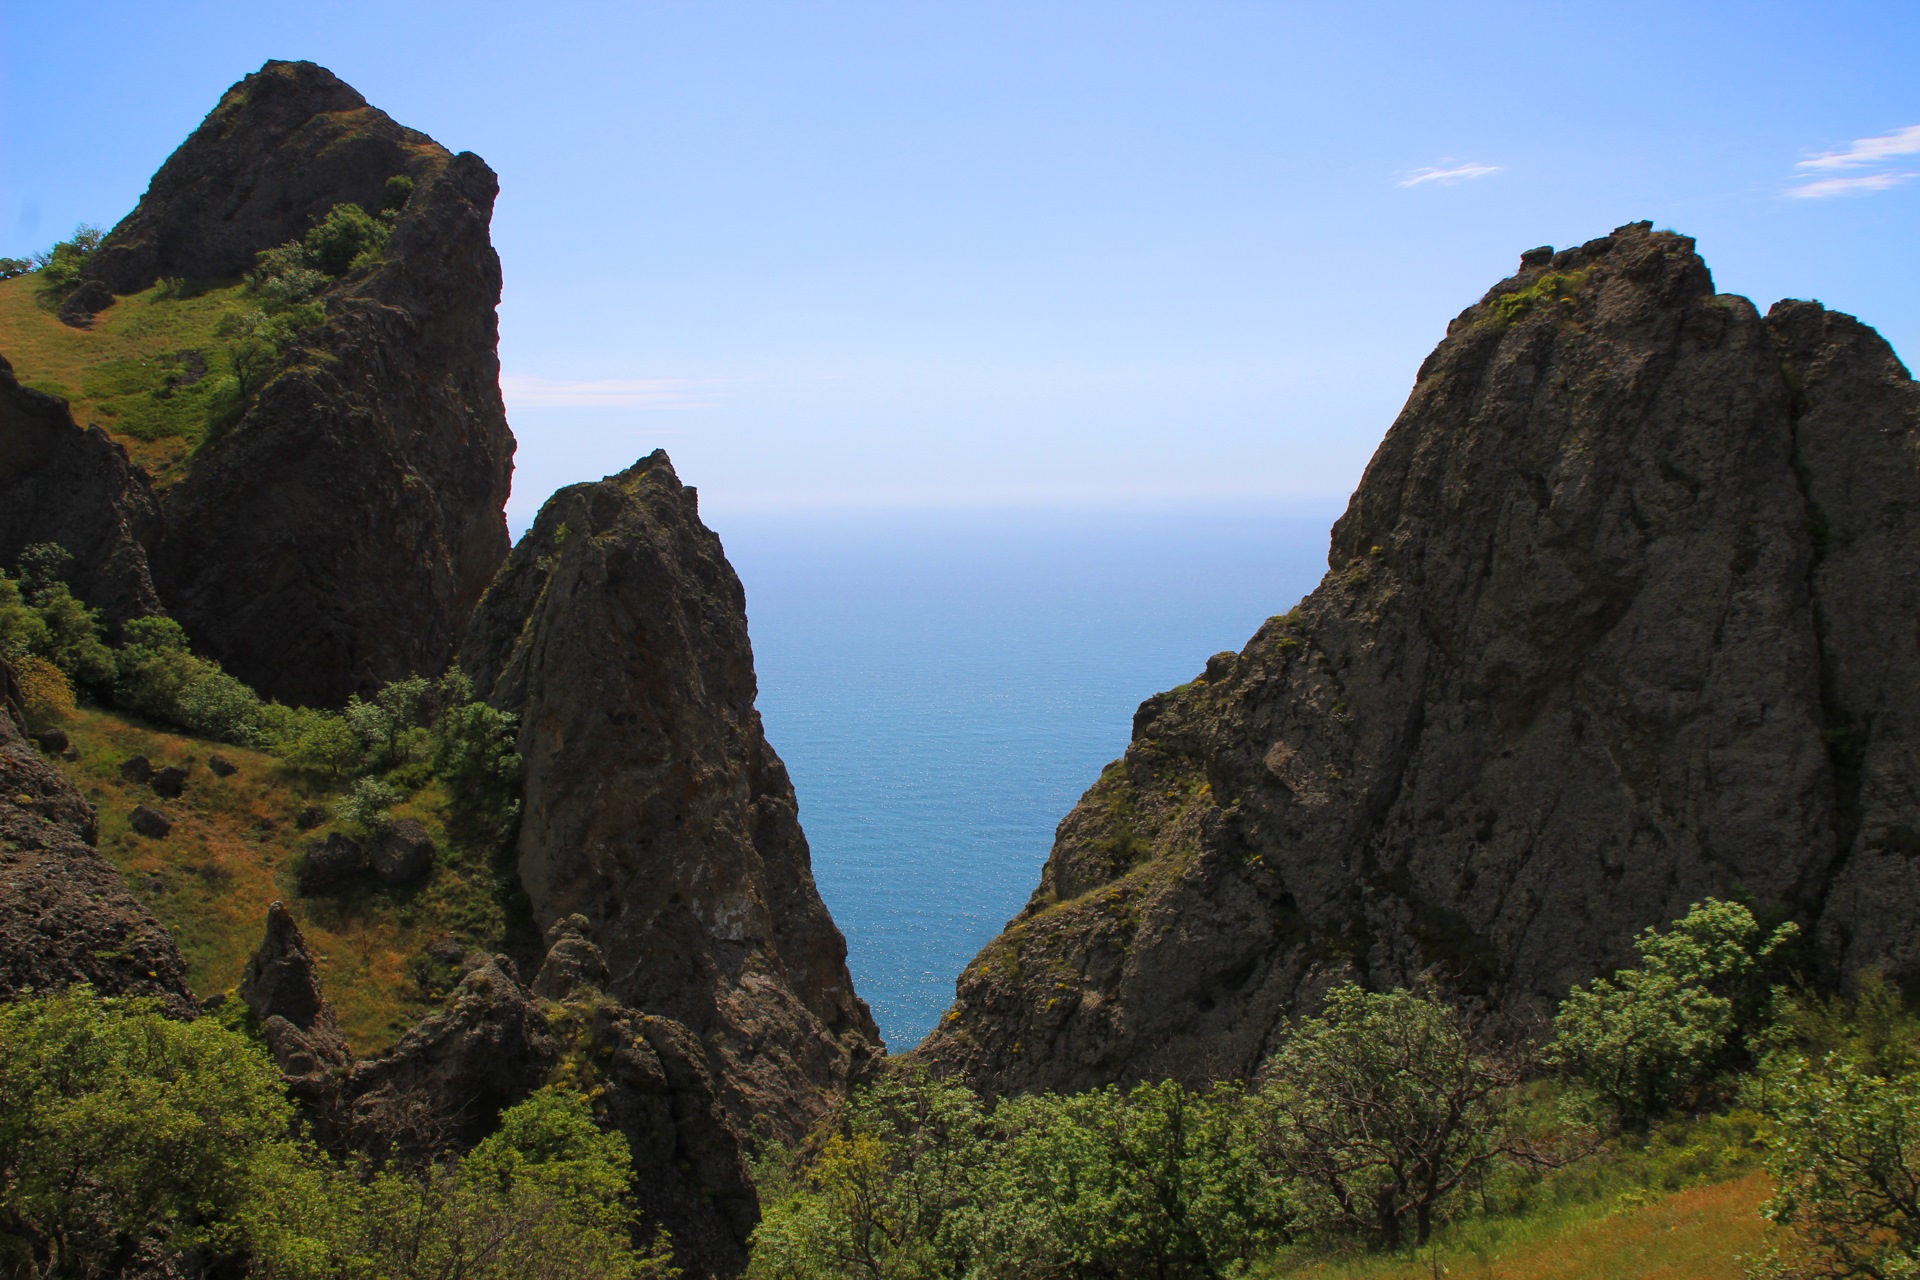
717,504,1340,1050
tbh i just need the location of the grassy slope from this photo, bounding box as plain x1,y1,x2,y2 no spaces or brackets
49,707,510,1055
1279,1172,1772,1280
0,273,249,484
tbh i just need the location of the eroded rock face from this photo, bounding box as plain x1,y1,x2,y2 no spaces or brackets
240,903,758,1278
0,356,164,625
920,223,1920,1097
460,451,882,1143
72,59,515,707
0,657,195,1012
239,900,350,1098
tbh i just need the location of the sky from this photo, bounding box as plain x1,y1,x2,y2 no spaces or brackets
3,1,1917,532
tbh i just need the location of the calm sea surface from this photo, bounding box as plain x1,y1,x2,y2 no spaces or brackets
718,506,1338,1050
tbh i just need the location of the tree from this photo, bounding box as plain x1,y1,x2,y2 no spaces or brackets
1754,1051,1920,1280
749,1070,990,1280
433,697,523,846
1550,899,1798,1127
982,1079,1287,1280
30,583,115,690
1257,984,1537,1250
0,987,294,1278
245,1088,676,1280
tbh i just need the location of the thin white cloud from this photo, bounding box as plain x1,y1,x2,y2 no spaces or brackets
1788,125,1920,198
1397,162,1501,188
1798,124,1920,171
1789,171,1918,199
500,375,715,409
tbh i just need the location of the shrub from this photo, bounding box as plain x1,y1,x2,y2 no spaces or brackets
242,1088,674,1280
113,616,266,745
433,695,523,846
382,174,416,212
30,224,105,295
31,583,115,690
0,573,52,659
1550,899,1797,1128
12,654,75,726
0,257,32,281
302,202,389,275
334,777,404,837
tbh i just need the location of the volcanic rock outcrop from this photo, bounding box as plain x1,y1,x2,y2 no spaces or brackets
0,356,164,624
920,222,1920,1097
137,60,514,706
239,905,757,1278
0,59,514,703
460,452,882,1143
0,657,195,1012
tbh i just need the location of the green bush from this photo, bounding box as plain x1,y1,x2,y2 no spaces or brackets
244,1088,674,1280
29,584,114,690
0,987,294,1278
433,690,523,846
30,224,105,296
1550,899,1797,1128
1258,984,1534,1249
1754,1050,1920,1279
0,573,52,660
0,992,673,1280
302,202,390,276
334,777,405,837
114,615,267,746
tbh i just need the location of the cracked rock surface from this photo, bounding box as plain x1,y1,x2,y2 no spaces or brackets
920,223,1920,1097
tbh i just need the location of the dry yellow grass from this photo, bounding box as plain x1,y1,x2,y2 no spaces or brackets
43,707,509,1054
1278,1171,1774,1280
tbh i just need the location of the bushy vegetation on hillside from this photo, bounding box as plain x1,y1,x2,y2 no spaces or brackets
0,988,676,1279
752,901,1920,1280
4,542,519,843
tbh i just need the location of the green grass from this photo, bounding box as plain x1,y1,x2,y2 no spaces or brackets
0,273,252,484
42,706,514,1053
1251,1111,1774,1280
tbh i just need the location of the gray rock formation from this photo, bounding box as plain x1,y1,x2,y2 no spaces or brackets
0,657,195,1012
460,452,882,1144
236,902,758,1278
920,223,1920,1097
138,60,514,706
0,355,164,625
239,900,350,1099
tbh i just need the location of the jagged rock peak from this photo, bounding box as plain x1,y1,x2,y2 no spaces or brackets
110,60,516,705
88,60,437,294
240,901,349,1093
920,222,1920,1098
460,450,882,1145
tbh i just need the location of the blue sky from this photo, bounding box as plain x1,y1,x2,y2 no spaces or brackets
5,1,1916,531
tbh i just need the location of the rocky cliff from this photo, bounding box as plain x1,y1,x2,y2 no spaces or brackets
920,223,1920,1096
0,59,513,703
0,657,196,1012
133,60,514,706
240,905,758,1279
460,452,882,1143
0,357,164,625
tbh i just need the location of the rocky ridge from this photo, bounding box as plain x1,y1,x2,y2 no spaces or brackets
459,451,883,1144
0,656,196,1012
239,905,757,1279
920,223,1920,1097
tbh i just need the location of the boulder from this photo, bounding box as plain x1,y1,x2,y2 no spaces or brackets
56,279,116,328
369,818,434,885
530,913,610,1000
129,806,171,839
32,729,68,755
297,833,365,893
119,755,151,785
207,754,237,777
150,765,189,798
